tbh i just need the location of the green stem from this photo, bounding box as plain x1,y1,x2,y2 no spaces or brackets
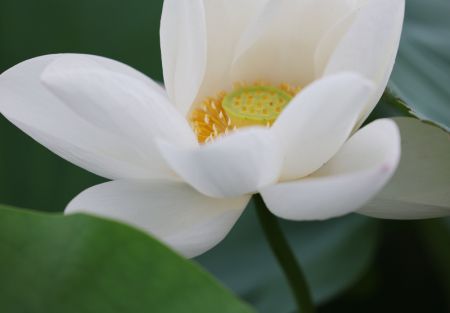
254,194,315,313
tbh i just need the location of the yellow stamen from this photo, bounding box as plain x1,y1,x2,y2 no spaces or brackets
190,82,301,143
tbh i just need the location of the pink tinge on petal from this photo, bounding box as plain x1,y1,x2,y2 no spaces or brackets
260,119,401,221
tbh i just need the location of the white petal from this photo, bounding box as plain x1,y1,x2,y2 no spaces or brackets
360,117,450,219
195,0,269,101
324,0,405,124
0,54,178,180
158,128,283,198
232,0,357,86
160,0,207,115
261,119,400,220
272,72,374,181
42,54,197,176
66,179,250,258
314,9,359,77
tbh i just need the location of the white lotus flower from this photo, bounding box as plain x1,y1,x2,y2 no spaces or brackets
0,0,410,257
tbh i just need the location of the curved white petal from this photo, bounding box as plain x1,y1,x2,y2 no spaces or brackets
158,128,283,198
0,54,182,180
272,72,374,181
160,0,207,115
360,117,450,219
232,0,357,86
42,55,195,143
324,0,405,124
314,9,359,77
66,179,250,258
41,54,197,175
195,0,269,101
261,119,400,220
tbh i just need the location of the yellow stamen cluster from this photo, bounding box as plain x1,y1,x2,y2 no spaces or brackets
190,92,233,144
190,82,301,144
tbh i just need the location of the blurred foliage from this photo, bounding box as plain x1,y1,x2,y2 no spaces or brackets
320,219,450,313
389,0,450,131
0,205,254,313
0,0,165,211
362,117,450,219
197,204,379,313
371,90,413,120
0,0,449,312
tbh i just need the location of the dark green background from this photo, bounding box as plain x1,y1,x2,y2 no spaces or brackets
1,0,449,312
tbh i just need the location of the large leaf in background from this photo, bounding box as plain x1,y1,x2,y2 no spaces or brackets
197,202,379,313
371,90,413,120
0,205,254,313
388,0,450,131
